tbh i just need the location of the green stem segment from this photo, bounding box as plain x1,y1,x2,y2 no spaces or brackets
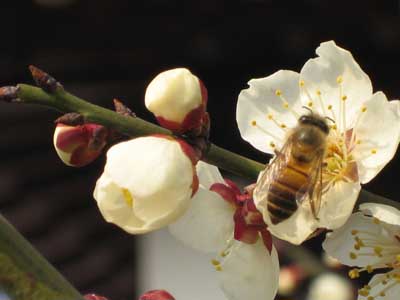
18,84,265,180
0,214,84,300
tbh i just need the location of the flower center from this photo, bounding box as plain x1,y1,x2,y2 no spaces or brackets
121,188,134,207
347,218,400,299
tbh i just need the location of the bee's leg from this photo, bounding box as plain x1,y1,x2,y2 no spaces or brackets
274,149,282,157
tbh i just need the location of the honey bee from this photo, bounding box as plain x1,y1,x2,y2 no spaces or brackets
254,111,330,225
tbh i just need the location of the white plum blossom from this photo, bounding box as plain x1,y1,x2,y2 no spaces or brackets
237,40,400,244
169,162,280,300
93,135,198,234
145,68,207,133
323,203,400,300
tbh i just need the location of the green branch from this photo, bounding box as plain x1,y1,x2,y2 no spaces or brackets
0,215,84,300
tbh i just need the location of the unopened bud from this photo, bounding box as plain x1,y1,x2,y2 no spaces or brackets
278,265,304,296
84,294,108,300
53,123,107,167
145,68,207,133
139,289,175,300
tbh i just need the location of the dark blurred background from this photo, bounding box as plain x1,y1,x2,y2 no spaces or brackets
0,0,399,299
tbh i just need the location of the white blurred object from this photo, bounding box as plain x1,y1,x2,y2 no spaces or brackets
34,0,77,7
307,273,353,300
136,229,225,300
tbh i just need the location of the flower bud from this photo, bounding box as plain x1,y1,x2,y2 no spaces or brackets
139,290,175,300
93,135,199,234
145,68,207,133
84,294,108,300
307,273,353,300
278,265,304,296
53,123,107,167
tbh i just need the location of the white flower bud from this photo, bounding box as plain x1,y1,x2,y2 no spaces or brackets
307,273,353,300
93,135,198,234
145,68,207,133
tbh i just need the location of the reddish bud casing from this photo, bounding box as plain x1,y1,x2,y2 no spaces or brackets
53,123,107,167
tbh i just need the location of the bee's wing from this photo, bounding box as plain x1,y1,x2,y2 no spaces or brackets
255,137,293,198
296,150,324,220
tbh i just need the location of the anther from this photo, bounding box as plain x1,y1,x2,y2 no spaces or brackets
211,259,220,266
358,289,369,297
380,291,386,297
366,265,373,273
367,296,374,300
371,149,377,155
374,246,383,257
350,252,357,259
349,269,360,279
299,80,305,87
251,120,257,126
351,230,358,235
341,95,347,101
316,90,321,95
275,89,282,96
373,217,380,224
267,114,273,120
336,76,343,84
215,265,222,271
307,101,313,107
280,124,287,129
361,106,367,112
327,104,333,110
283,102,289,108
270,142,276,148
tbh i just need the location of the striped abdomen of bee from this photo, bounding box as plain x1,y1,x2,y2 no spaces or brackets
266,158,314,225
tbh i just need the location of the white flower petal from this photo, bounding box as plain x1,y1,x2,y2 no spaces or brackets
218,239,279,300
255,180,360,245
323,212,397,267
237,70,303,154
169,187,235,253
360,203,400,226
300,41,372,127
318,182,361,229
352,92,400,183
196,161,225,189
105,137,193,223
360,272,400,300
94,172,147,234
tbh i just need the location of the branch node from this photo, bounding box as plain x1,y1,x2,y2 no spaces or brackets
55,113,85,126
113,98,136,117
29,65,63,93
0,86,20,102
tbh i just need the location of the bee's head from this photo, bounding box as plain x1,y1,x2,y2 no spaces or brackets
298,112,330,135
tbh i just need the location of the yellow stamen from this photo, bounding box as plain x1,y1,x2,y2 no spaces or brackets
251,120,257,126
215,265,222,271
336,75,343,84
316,89,321,95
307,101,313,107
371,149,377,155
299,80,305,87
211,259,220,266
358,289,369,297
270,142,276,148
267,113,273,120
366,265,373,273
122,188,134,207
361,106,367,112
327,104,333,110
341,95,347,101
275,89,282,96
351,230,358,235
373,217,380,224
350,252,357,259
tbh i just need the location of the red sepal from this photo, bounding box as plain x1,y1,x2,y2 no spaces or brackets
224,179,241,196
233,208,259,244
260,228,273,253
209,183,237,206
242,199,265,226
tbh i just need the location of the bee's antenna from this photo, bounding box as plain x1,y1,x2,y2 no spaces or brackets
325,116,335,123
302,106,313,114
